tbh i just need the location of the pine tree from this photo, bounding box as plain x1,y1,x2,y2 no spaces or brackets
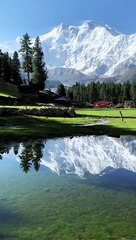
122,82,130,101
73,83,81,102
100,83,106,101
89,83,97,103
57,83,66,96
0,50,3,82
19,143,33,173
32,36,48,91
0,52,12,83
130,82,136,103
12,51,22,85
32,141,44,172
19,33,32,83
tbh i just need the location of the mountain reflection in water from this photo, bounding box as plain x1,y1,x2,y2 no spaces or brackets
0,136,136,178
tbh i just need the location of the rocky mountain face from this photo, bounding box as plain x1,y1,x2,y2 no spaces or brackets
1,20,136,85
40,20,136,83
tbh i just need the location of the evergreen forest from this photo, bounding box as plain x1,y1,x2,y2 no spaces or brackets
66,82,136,104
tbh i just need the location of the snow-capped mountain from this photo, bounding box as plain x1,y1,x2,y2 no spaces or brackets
1,20,136,83
38,20,136,80
39,135,136,178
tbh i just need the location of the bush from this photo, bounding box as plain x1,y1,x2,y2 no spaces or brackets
18,84,31,94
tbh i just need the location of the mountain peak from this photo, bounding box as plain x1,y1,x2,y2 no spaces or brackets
59,23,69,30
1,20,136,82
81,20,98,30
57,20,100,33
80,20,120,36
39,20,136,78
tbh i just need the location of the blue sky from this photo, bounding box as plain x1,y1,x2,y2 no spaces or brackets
1,0,136,41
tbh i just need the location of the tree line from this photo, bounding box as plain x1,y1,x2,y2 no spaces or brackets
66,82,136,104
0,50,22,85
0,33,48,92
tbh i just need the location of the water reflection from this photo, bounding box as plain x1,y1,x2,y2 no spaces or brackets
19,141,44,173
0,140,44,173
0,136,136,177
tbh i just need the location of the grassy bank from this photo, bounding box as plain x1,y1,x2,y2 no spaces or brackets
0,85,21,98
76,108,136,118
0,107,136,140
0,115,99,140
0,92,19,98
76,108,136,136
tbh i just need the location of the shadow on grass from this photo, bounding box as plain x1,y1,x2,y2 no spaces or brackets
0,114,136,141
90,124,136,137
0,115,100,140
77,113,136,119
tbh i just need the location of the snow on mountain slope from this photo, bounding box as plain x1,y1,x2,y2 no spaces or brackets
39,135,136,177
39,20,136,77
0,38,20,54
1,20,136,80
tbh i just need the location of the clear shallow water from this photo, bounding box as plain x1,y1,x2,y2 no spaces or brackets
0,136,136,240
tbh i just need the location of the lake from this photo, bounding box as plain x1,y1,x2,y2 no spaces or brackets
0,135,136,240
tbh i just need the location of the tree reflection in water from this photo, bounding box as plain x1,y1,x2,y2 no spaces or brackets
0,143,13,160
0,140,45,173
19,141,44,173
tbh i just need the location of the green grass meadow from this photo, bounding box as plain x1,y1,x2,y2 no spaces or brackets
0,107,136,140
76,108,136,118
76,108,136,135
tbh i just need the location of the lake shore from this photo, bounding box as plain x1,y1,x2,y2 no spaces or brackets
0,107,136,141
